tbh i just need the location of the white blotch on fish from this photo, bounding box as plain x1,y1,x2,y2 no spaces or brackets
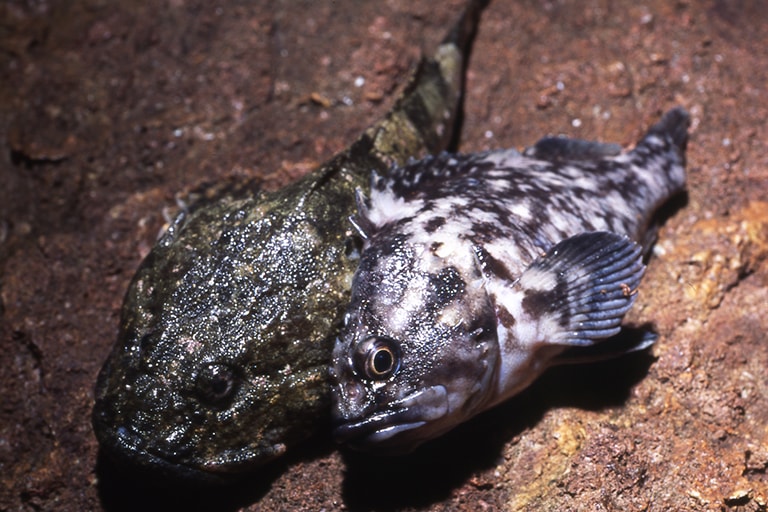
331,108,690,451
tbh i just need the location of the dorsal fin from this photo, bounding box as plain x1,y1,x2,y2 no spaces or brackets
524,136,622,162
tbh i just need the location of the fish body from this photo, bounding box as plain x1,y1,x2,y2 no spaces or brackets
331,108,690,451
92,1,487,479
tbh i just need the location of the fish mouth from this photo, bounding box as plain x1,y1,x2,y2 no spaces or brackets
333,385,450,452
93,407,215,483
92,399,249,483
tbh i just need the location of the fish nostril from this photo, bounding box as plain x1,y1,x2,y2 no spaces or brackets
333,380,370,419
331,380,367,422
344,381,364,402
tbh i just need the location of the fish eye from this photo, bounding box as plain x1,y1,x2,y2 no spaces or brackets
195,363,238,405
354,336,401,381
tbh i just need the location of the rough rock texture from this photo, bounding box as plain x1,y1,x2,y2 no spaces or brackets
1,0,766,510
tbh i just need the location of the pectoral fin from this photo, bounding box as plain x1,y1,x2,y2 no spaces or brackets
508,232,645,347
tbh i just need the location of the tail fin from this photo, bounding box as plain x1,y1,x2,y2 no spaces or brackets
635,107,690,190
343,0,488,172
646,107,691,160
630,108,690,252
441,0,490,52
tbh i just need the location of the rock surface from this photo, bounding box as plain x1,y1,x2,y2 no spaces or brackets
1,0,767,510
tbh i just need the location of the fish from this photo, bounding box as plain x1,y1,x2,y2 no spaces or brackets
92,0,489,480
331,107,690,452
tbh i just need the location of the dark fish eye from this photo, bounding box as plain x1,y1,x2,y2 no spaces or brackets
195,363,237,405
354,336,401,381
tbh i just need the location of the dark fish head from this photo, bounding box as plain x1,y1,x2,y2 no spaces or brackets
330,230,499,453
93,187,352,478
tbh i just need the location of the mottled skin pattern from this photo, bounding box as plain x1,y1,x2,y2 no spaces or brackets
92,1,488,479
332,108,690,452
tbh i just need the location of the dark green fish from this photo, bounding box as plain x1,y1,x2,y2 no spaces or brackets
93,1,487,479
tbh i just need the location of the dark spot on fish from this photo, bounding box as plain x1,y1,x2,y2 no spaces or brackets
522,289,556,318
390,151,497,199
371,232,409,259
468,221,506,244
424,216,446,233
473,245,516,282
495,304,516,329
521,274,569,327
429,266,466,307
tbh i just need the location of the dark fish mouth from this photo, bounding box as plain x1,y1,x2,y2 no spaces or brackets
92,399,237,483
333,386,449,452
94,423,266,485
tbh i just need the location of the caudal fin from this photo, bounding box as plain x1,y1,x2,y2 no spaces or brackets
626,107,690,226
645,107,691,158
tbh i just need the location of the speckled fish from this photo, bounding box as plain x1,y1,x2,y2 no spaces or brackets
331,108,690,452
92,1,488,479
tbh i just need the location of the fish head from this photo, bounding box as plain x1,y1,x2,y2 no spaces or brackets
93,186,351,479
331,230,500,452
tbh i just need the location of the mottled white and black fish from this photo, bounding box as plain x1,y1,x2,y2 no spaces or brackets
331,108,690,452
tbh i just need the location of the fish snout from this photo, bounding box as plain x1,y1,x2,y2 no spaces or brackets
331,385,452,451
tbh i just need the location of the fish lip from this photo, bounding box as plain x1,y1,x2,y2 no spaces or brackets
92,402,239,483
94,419,203,482
95,426,240,484
333,385,449,451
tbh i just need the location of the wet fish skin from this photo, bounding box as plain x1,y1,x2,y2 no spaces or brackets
92,1,488,480
331,108,690,452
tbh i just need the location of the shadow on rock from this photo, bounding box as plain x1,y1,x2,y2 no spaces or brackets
340,424,507,511
95,430,335,512
533,325,658,411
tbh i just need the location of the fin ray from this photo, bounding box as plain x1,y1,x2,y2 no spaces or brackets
508,231,645,347
524,137,622,162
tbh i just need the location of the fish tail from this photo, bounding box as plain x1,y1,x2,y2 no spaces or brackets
631,107,690,196
440,0,489,56
646,106,690,162
433,0,490,149
626,108,690,249
336,1,488,176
